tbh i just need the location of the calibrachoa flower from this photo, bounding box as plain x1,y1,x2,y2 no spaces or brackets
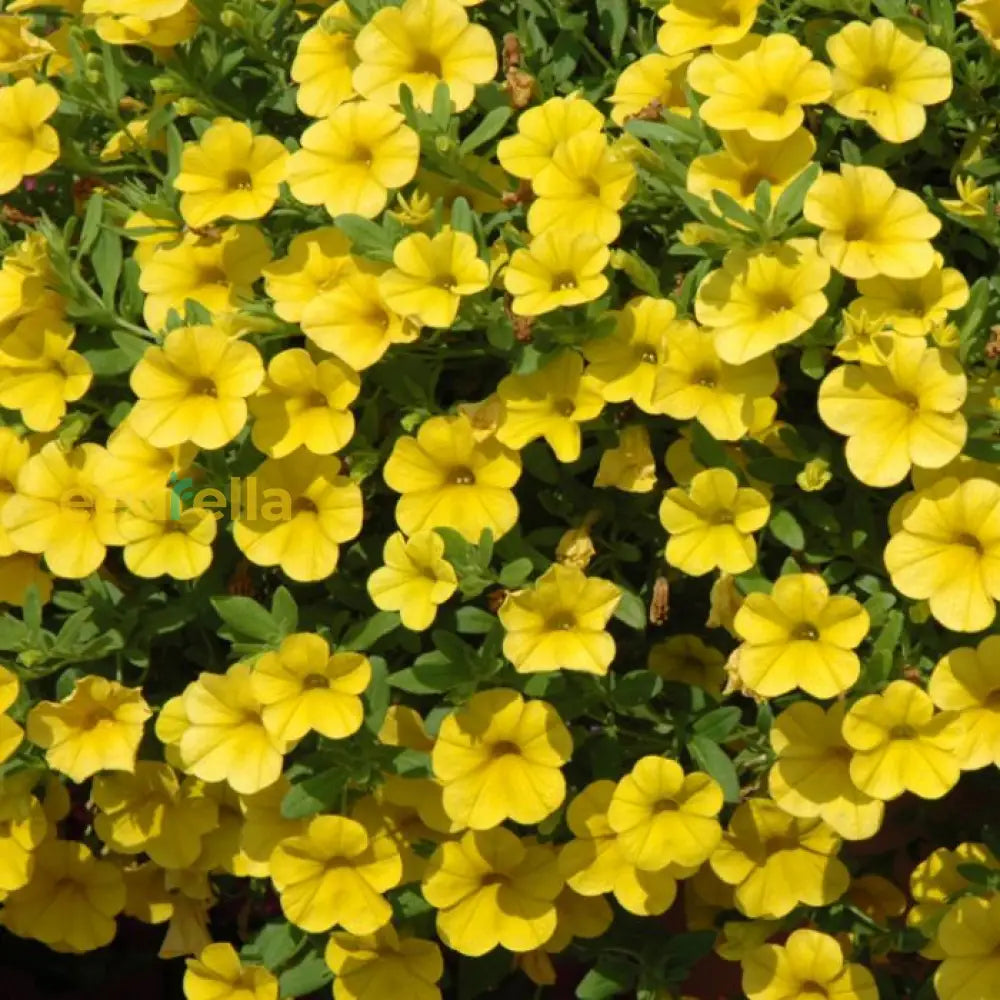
497,95,604,180
656,0,760,55
0,78,60,194
933,894,1000,1000
183,943,278,1000
503,231,610,316
593,424,658,492
498,564,621,674
648,634,726,694
431,688,572,829
290,2,358,117
325,926,444,1000
367,530,458,630
608,53,691,125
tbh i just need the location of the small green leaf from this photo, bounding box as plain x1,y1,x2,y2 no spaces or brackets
340,611,400,651
769,509,806,551
279,952,333,998
687,735,740,802
211,596,282,643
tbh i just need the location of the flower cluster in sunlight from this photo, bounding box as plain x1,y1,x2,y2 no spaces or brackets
0,0,998,998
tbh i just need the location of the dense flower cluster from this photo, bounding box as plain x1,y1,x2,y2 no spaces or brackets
0,0,998,997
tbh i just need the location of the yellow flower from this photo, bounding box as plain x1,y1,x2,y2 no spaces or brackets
827,18,952,144
0,312,92,431
233,450,364,582
742,928,878,1000
803,165,940,280
301,269,420,369
710,798,849,919
0,15,55,76
165,663,294,795
847,873,907,925
659,467,769,576
608,53,691,125
527,131,636,244
129,324,264,449
352,0,496,112
92,762,218,869
0,78,60,194
648,634,726,694
0,429,29,555
843,679,962,801
270,814,402,933
941,174,992,218
583,297,680,412
325,925,444,1000
288,101,419,219
884,477,1000,632
422,827,562,956
499,564,621,675
184,942,277,1000
694,239,831,365
102,421,196,500
0,553,52,606
559,780,693,917
138,225,272,332
797,457,833,492
119,491,217,580
853,255,970,337
768,701,883,841
0,665,22,764
379,228,489,328
100,117,167,163
497,94,603,180
732,572,870,698
688,34,831,141
262,227,358,323
934,895,1000,1000
960,0,1000,48
383,413,521,543
367,530,458,630
83,0,198,47
651,323,778,441
174,118,289,228
250,633,370,742
656,0,760,55
0,774,48,893
291,3,358,117
248,348,359,458
432,688,572,829
594,424,658,493
929,635,1000,770
0,839,125,953
818,339,967,488
495,350,604,462
503,231,610,317
608,756,723,869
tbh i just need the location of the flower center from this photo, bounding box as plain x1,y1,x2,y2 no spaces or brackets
0,478,15,496
799,983,829,1000
761,94,789,115
547,611,577,631
306,390,328,408
710,509,735,525
447,466,475,486
739,170,768,197
714,3,743,26
889,724,917,741
435,274,457,291
189,377,218,397
292,496,318,515
302,673,328,690
481,872,509,887
760,290,794,313
793,622,820,641
985,690,1000,710
864,68,895,92
198,265,229,285
491,740,521,758
552,271,578,291
80,707,113,730
553,397,576,418
693,368,717,388
843,218,872,242
64,490,96,516
763,834,800,854
652,798,679,814
896,391,920,411
640,347,659,364
410,50,443,77
955,532,984,554
225,169,254,191
349,145,374,167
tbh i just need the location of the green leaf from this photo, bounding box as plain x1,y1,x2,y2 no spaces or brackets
454,606,497,634
77,193,105,258
388,656,471,694
498,557,533,588
613,670,662,707
281,768,347,820
769,509,806,551
270,587,298,634
460,106,512,156
692,706,742,742
596,0,629,55
242,922,303,969
211,596,282,643
279,952,333,998
334,214,396,262
774,162,821,224
576,956,636,999
687,735,740,802
612,588,646,630
430,81,452,130
449,196,475,235
340,611,400,651
92,229,123,305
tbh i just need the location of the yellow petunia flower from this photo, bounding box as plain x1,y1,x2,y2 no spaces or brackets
129,324,264,449
0,664,23,764
842,679,962,801
1,839,125,953
383,413,521,543
650,323,778,441
325,925,444,1000
351,0,496,112
497,94,604,181
0,15,56,77
710,798,849,919
379,228,489,328
768,701,884,841
291,2,358,118
884,476,1000,632
742,928,879,1000
940,174,992,218
607,756,723,870
183,942,277,1000
608,53,692,125
687,34,832,141
174,118,289,228
119,490,217,580
250,632,371,742
83,0,198,48
803,164,940,280
659,467,770,576
648,634,726,694
233,449,363,582
102,421,197,502
732,572,870,698
498,564,621,675
271,814,402,933
367,529,458,631
431,687,572,829
237,777,306,878
695,239,831,365
656,0,760,55
0,553,52,606
593,424,658,493
248,348,359,458
827,18,952,144
0,775,48,893
929,635,1000,770
0,428,29,558
818,339,967,488
934,895,1000,1000
0,78,60,195
495,350,604,462
288,101,420,220
503,231,610,317
422,827,562,956
960,0,1000,48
